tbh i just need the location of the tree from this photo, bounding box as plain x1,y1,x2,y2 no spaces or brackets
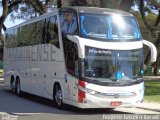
0,0,23,44
57,0,88,7
70,0,88,6
10,0,57,22
0,0,26,60
139,0,160,75
0,0,56,60
1,0,159,76
99,0,134,12
56,0,134,11
0,0,56,42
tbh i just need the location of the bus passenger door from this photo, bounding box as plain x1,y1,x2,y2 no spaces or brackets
59,9,79,102
62,39,79,101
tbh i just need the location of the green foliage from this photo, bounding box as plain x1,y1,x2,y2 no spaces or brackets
132,12,160,43
144,80,160,103
132,11,160,71
57,0,62,8
0,61,3,69
6,16,59,48
99,0,134,12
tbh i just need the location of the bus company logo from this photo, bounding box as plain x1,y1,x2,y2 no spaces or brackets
114,94,119,98
88,48,111,54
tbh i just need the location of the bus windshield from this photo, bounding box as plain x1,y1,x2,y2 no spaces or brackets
80,13,141,41
81,47,143,82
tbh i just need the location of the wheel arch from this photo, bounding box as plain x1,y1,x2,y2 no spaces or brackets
16,76,20,82
53,82,61,96
53,81,64,99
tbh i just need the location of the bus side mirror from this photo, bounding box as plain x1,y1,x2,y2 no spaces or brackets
143,40,157,63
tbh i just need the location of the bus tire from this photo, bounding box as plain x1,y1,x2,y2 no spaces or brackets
15,77,21,96
10,76,16,93
53,83,64,109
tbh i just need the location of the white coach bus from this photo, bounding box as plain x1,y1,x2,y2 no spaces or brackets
4,7,157,109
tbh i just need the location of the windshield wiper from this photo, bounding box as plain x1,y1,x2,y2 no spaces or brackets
87,33,107,38
85,77,115,82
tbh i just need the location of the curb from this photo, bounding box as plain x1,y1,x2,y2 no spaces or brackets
144,76,160,81
136,107,160,112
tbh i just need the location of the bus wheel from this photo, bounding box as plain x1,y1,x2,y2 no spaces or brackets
10,82,16,93
10,77,15,93
54,83,64,109
15,78,21,96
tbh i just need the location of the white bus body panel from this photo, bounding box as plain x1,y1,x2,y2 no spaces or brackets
62,36,145,108
4,36,145,108
3,7,156,109
79,82,144,108
4,44,66,100
67,35,143,58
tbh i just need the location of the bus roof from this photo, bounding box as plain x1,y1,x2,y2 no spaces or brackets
67,6,133,16
6,6,133,31
6,9,58,30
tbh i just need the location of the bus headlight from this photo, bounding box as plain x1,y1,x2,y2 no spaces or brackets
78,85,97,95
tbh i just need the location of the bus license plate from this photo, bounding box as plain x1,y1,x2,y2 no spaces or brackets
111,101,122,106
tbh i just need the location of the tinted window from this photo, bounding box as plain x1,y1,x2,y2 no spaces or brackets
6,15,60,48
82,47,144,81
5,29,17,48
63,39,79,76
80,13,141,41
45,16,60,48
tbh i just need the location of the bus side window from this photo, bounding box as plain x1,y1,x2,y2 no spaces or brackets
5,31,9,47
36,20,44,44
42,19,47,44
17,25,33,46
46,16,60,48
6,29,17,48
31,22,38,45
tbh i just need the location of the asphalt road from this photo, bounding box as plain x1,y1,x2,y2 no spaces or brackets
0,82,159,120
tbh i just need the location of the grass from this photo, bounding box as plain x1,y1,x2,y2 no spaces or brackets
0,69,3,77
0,69,3,73
144,80,160,103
